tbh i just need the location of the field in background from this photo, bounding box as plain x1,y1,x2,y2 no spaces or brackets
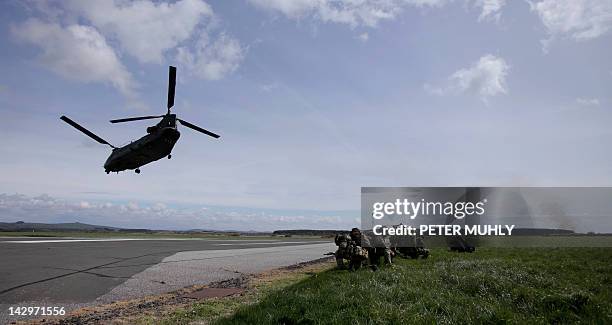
0,231,320,240
3,230,611,247
158,247,611,324
478,235,612,247
422,234,612,247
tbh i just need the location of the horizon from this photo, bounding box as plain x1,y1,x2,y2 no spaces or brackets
1,1,611,231
1,218,606,234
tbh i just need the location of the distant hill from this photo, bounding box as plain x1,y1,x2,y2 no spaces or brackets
512,228,574,236
0,221,125,232
273,229,347,237
1,223,585,236
0,222,272,235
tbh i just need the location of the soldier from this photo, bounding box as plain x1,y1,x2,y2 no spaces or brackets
333,234,351,269
332,229,367,271
350,227,362,245
347,241,368,271
351,228,392,271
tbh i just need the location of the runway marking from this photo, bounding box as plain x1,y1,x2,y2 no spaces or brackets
0,250,177,295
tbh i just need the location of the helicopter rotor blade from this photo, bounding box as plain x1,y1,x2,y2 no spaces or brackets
167,66,176,112
60,115,115,148
177,119,220,139
109,115,163,123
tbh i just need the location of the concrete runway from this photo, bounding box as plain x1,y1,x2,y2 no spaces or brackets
0,237,334,323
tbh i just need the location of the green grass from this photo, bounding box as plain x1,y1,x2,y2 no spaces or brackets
478,235,612,247
413,235,612,248
162,247,612,324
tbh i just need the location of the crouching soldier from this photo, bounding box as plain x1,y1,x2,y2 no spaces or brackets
334,234,352,269
333,233,369,271
351,227,393,271
347,241,369,271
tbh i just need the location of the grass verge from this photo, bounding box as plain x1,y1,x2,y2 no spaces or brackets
157,248,611,324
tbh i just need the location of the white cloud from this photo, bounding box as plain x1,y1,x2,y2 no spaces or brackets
357,32,369,41
11,18,137,98
530,0,612,47
473,0,506,21
248,0,505,27
576,97,600,106
248,0,323,17
152,202,168,211
248,0,400,27
65,0,245,80
406,0,448,7
63,0,214,64
176,33,246,80
425,54,509,101
13,0,245,101
0,193,353,231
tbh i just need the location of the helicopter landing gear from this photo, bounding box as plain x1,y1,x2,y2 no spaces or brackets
168,154,172,159
135,168,141,174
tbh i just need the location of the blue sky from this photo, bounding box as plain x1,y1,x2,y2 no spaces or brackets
0,0,611,231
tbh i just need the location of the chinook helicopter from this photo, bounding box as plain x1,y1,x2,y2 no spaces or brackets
60,66,220,174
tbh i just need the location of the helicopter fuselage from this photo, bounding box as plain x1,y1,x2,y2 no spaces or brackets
104,116,180,173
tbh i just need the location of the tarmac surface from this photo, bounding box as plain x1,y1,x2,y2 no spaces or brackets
0,237,334,324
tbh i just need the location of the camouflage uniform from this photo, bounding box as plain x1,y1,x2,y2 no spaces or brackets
346,242,368,271
356,228,393,268
334,234,351,269
350,228,393,271
334,233,369,271
396,235,430,259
